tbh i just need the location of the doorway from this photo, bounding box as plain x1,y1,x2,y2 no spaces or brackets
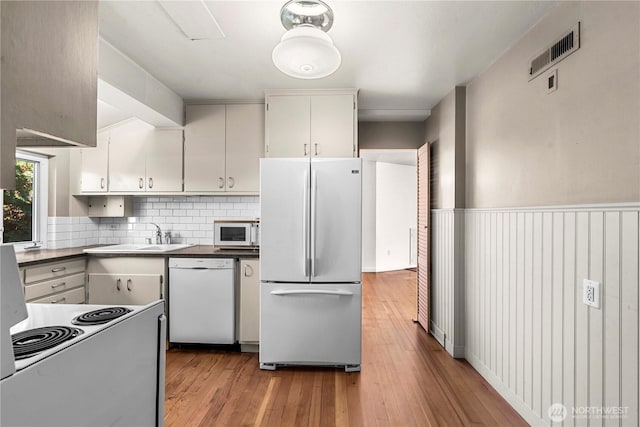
360,149,417,273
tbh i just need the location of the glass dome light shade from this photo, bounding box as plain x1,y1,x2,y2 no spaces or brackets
272,26,341,79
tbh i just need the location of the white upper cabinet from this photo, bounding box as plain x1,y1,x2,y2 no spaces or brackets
145,129,183,192
265,96,311,157
225,104,265,192
265,89,358,158
184,105,226,192
108,121,150,192
184,104,264,193
106,119,183,193
80,132,109,192
310,95,356,158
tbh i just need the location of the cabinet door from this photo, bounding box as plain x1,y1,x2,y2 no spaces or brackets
225,104,264,192
121,275,162,305
80,132,109,192
310,94,356,157
239,259,260,343
265,96,310,158
108,121,151,192
145,129,183,192
87,274,121,304
184,105,226,191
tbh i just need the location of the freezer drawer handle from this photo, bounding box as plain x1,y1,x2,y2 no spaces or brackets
270,289,353,296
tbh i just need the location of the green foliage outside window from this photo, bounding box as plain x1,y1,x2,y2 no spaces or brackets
3,160,34,243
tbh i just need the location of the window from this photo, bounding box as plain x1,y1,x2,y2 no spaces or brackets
1,151,48,247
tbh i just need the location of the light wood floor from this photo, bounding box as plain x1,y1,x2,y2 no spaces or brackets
164,270,526,426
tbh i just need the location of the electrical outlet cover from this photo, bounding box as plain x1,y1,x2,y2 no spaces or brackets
583,279,601,309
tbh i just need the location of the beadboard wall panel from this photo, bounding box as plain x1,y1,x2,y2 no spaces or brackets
430,209,465,357
463,205,639,426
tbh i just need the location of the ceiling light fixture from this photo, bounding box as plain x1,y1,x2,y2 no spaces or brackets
272,0,341,79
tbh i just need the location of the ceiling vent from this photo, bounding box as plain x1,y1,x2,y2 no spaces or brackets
529,22,580,81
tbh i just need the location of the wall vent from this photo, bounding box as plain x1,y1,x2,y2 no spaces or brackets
528,22,580,81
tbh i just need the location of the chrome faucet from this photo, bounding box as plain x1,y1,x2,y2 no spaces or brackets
150,223,162,244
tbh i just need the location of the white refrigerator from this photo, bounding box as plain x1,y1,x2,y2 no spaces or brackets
259,158,362,372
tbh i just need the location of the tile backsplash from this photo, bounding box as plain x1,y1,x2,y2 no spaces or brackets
47,195,259,249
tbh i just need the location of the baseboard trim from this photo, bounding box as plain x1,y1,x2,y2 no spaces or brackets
430,321,445,348
465,352,544,426
452,345,465,359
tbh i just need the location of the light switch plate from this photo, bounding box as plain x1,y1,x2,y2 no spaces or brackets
583,279,600,309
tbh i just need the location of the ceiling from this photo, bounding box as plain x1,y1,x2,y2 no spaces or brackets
98,1,555,122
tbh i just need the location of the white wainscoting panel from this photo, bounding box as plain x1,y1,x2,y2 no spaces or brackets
462,204,639,426
430,209,465,357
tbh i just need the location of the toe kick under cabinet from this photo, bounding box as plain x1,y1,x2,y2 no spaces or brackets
87,257,164,306
21,257,87,304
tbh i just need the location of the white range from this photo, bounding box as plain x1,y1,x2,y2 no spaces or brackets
0,245,166,427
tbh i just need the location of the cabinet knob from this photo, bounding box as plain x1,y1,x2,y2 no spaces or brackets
244,264,253,277
127,278,132,292
303,144,308,156
100,177,105,189
228,177,234,189
148,177,153,189
218,177,225,189
50,297,66,304
139,178,144,189
314,143,318,156
116,278,122,291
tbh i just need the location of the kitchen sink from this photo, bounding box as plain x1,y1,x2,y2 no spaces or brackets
83,244,194,254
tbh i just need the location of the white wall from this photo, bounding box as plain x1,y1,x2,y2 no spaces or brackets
465,1,639,207
375,162,417,272
426,2,640,425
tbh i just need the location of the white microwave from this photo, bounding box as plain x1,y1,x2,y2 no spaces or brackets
214,219,259,248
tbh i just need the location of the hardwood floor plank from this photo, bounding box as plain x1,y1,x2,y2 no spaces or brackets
164,271,526,427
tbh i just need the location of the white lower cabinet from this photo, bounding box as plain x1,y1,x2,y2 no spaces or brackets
87,274,162,305
238,259,260,344
87,257,165,305
21,257,87,304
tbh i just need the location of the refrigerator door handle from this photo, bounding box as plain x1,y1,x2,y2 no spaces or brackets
270,289,353,296
310,169,317,277
303,169,310,278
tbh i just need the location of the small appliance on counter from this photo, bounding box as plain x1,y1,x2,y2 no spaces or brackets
0,244,166,426
214,218,260,249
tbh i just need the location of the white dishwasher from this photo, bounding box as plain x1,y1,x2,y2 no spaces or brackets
169,258,235,344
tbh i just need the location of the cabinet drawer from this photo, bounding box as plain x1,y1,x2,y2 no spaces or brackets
24,272,85,301
24,259,86,284
30,287,85,304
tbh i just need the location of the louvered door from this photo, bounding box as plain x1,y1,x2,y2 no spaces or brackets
417,142,430,332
